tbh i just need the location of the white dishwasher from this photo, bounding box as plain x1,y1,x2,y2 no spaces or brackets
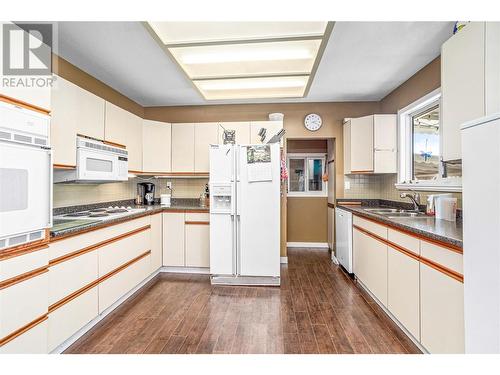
335,207,353,274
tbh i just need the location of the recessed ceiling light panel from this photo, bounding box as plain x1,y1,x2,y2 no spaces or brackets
169,39,322,79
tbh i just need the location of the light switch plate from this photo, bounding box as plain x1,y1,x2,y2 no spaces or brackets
166,182,172,189
344,181,351,190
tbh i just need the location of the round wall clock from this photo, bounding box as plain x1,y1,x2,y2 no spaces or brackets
304,113,322,132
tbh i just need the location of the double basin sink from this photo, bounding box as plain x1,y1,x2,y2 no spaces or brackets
364,208,428,219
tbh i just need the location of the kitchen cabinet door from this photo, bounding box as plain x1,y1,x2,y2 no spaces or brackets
327,206,334,251
343,120,351,174
143,120,172,173
250,121,283,145
185,223,210,268
373,114,397,173
194,123,219,173
150,213,163,272
0,319,48,354
441,22,485,161
420,263,465,353
353,227,388,306
51,76,105,167
171,123,195,173
387,246,420,340
105,102,143,171
162,212,185,267
218,122,251,145
48,286,98,352
51,76,78,166
349,115,374,173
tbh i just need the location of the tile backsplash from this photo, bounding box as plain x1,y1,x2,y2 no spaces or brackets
53,177,208,208
344,174,463,208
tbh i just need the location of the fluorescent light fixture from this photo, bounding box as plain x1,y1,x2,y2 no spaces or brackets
193,76,309,100
168,40,321,79
145,22,333,100
148,22,328,45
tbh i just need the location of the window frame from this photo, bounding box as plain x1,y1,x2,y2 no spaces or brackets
396,88,462,192
286,153,327,197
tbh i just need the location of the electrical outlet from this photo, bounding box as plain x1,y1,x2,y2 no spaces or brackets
344,181,351,190
166,182,172,189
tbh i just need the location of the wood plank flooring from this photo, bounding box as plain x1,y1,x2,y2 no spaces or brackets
64,248,421,354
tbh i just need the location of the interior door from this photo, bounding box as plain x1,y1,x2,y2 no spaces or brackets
237,143,280,277
0,142,51,238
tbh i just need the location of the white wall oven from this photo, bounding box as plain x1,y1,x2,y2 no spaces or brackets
54,136,128,183
0,100,52,251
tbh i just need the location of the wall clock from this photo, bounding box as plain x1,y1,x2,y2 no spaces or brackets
304,113,322,132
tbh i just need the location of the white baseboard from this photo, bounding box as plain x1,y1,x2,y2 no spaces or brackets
160,266,210,274
50,269,161,354
287,242,329,249
280,256,288,264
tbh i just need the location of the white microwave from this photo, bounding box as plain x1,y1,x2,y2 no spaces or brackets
54,136,128,183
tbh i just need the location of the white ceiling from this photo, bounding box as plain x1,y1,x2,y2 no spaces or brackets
56,21,454,107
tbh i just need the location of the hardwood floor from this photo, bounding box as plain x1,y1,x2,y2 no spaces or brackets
64,248,421,354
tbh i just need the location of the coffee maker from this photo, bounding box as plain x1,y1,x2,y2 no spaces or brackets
137,182,155,205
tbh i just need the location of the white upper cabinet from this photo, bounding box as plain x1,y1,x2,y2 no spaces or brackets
373,114,397,173
343,114,396,174
218,122,251,144
194,123,219,173
171,123,195,172
51,76,105,166
441,22,500,161
105,102,143,171
142,120,171,174
250,121,283,145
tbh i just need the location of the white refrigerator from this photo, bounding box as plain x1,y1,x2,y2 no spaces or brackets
209,142,281,286
462,113,500,353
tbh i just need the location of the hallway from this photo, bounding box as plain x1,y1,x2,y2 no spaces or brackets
65,249,420,354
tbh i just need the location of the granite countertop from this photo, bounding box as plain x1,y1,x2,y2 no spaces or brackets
336,199,463,249
50,198,209,239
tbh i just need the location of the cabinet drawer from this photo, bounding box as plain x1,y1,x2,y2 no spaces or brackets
353,215,387,239
185,212,209,222
98,227,150,276
49,216,151,261
48,286,98,351
420,240,462,274
98,253,151,313
0,318,48,354
388,228,420,255
0,247,48,282
0,271,48,338
49,250,98,305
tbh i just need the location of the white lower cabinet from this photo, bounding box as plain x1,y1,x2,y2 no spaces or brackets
162,212,186,267
0,319,48,354
0,272,49,338
48,287,98,352
387,246,420,340
353,228,388,306
185,224,209,267
49,251,98,306
98,254,151,314
420,263,465,353
150,214,163,271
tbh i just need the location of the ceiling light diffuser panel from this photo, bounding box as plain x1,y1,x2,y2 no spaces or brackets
146,21,333,100
194,76,309,100
169,40,322,79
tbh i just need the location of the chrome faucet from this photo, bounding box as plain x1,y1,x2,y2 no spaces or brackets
400,192,421,211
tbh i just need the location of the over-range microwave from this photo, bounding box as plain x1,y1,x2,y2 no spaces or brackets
54,136,128,183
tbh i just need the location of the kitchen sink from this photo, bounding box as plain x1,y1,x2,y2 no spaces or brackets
364,208,428,218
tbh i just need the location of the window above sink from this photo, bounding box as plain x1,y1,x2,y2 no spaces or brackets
396,88,462,192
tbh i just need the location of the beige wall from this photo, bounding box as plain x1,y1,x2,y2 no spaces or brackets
287,197,328,243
